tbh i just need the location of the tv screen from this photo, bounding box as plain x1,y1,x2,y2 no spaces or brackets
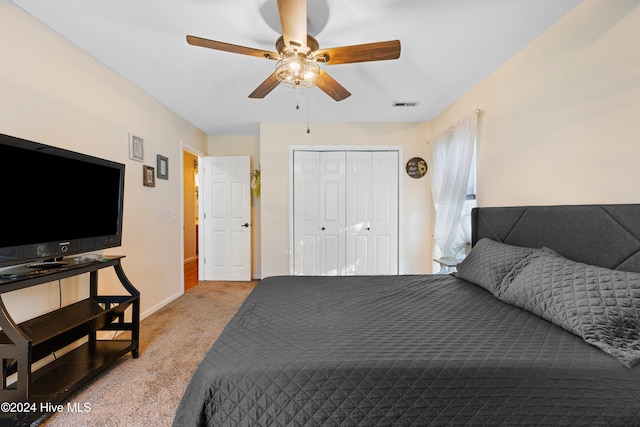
0,133,125,268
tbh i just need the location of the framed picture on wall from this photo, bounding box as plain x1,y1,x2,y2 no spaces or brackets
143,165,155,187
157,155,169,180
129,134,144,162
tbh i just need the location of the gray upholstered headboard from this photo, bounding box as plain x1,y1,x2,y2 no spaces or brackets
472,204,640,273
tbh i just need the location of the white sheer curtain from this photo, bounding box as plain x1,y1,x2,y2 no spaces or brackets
429,112,478,260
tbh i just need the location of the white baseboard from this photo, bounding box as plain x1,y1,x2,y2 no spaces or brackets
140,291,184,321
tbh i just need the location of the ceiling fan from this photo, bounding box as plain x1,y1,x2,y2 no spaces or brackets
186,0,401,101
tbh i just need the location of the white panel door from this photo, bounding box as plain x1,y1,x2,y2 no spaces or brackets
202,156,251,281
346,151,398,274
319,152,346,275
369,151,398,274
345,151,372,274
293,151,320,275
293,151,346,275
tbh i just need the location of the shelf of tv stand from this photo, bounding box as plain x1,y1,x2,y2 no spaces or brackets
0,256,125,292
30,340,135,403
0,297,135,365
0,255,139,426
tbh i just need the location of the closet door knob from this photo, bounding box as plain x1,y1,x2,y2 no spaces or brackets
241,223,249,228
321,227,326,231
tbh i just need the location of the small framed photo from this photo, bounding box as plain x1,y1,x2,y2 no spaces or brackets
129,134,144,162
157,155,169,180
143,165,155,187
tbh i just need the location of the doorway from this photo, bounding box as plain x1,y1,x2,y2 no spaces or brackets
183,150,200,291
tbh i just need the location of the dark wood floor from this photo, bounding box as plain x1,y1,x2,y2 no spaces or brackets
184,258,198,292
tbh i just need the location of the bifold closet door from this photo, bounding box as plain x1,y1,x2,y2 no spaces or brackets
293,150,398,276
293,151,346,275
345,151,398,274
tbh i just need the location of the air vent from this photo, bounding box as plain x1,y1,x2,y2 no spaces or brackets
392,101,419,107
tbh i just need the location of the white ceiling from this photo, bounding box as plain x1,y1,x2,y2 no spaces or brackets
11,0,582,136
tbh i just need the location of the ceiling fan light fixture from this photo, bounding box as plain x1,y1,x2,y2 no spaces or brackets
275,54,320,89
187,6,398,101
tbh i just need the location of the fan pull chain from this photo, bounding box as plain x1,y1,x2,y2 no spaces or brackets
296,87,300,110
306,89,311,134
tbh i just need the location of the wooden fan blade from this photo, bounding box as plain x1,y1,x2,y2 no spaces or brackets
249,72,280,98
315,70,351,101
186,35,279,60
277,0,307,50
315,40,401,65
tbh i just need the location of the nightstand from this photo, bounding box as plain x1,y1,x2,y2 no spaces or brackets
433,257,464,274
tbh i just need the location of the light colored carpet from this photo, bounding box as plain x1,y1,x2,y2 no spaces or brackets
36,280,257,427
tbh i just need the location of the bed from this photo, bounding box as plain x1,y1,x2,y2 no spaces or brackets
173,204,640,426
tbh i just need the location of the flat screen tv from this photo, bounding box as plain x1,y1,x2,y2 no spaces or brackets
0,132,125,270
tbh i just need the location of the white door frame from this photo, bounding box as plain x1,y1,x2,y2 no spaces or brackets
289,145,403,275
180,141,206,288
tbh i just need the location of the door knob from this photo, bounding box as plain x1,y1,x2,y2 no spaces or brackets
242,223,249,227
321,227,325,231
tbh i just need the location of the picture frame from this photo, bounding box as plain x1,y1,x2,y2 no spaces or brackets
129,134,144,162
157,155,169,180
143,165,155,187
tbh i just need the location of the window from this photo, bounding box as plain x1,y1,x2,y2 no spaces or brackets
429,111,478,262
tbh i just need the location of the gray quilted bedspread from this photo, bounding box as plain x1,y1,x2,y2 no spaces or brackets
173,275,640,426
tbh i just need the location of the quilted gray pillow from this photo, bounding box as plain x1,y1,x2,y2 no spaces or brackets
500,252,640,368
456,238,541,294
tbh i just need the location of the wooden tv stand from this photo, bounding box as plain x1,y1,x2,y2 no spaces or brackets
0,256,139,425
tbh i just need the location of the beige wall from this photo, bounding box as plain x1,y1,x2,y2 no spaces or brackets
259,121,432,278
208,135,262,278
429,0,640,208
0,2,208,321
